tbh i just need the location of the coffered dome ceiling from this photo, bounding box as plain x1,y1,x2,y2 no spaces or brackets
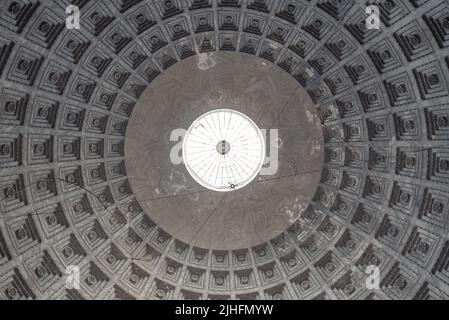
0,0,449,300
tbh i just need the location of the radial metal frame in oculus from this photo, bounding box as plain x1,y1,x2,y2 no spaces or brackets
183,109,266,192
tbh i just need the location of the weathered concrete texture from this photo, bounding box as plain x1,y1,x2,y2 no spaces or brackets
125,52,324,250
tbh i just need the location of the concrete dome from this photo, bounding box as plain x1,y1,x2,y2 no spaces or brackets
0,0,448,300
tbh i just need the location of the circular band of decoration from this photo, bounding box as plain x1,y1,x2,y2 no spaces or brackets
183,109,266,192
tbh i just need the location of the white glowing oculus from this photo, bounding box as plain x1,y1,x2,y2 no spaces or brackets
183,109,265,192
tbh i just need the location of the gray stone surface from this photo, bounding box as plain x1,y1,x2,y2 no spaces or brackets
125,52,323,250
0,0,448,300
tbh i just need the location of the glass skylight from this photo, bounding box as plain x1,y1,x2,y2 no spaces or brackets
183,109,265,192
